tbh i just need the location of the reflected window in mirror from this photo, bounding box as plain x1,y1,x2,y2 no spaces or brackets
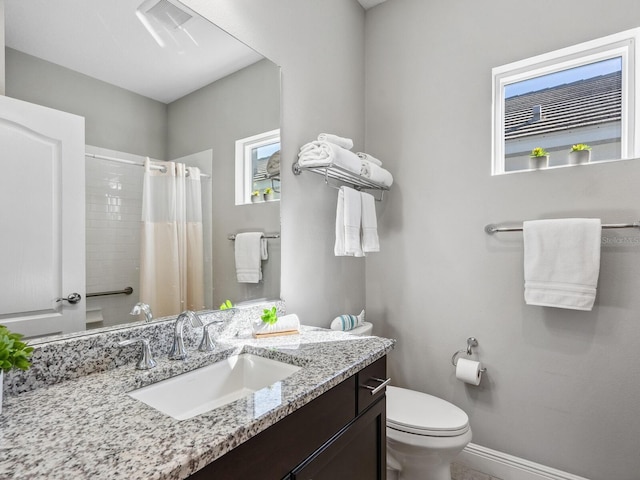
492,28,640,175
235,129,281,205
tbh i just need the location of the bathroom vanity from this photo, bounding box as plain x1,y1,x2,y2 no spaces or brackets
0,308,394,480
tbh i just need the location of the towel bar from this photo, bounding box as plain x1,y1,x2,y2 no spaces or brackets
228,233,280,241
485,221,640,234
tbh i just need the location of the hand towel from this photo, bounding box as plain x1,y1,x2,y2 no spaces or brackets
361,192,379,253
523,218,602,310
317,133,353,150
298,141,362,174
356,152,383,166
253,313,301,336
235,232,267,283
360,160,394,187
335,186,363,257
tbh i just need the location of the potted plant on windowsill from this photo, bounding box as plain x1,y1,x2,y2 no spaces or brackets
251,190,262,203
263,187,274,202
529,147,549,170
568,144,591,165
0,325,34,414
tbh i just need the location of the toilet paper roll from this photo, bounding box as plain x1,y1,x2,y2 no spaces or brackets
456,358,483,386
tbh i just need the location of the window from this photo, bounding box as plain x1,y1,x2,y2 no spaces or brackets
234,129,281,205
492,28,640,175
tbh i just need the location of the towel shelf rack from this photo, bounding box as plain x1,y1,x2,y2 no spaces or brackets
485,221,640,234
292,161,390,201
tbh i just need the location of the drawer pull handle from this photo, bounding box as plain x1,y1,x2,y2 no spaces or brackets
361,377,391,396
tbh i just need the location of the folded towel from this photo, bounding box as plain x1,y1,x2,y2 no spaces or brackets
361,192,379,253
234,232,267,283
523,218,602,311
356,152,383,166
317,133,353,150
335,186,363,257
360,160,394,187
298,141,362,175
253,313,301,336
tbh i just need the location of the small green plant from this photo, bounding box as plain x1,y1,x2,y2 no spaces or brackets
570,144,591,152
261,306,278,325
263,187,273,195
251,190,260,197
530,147,549,158
219,299,233,310
0,325,34,372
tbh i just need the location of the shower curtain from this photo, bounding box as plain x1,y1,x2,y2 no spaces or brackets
139,159,205,317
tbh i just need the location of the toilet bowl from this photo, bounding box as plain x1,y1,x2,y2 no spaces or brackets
386,386,472,480
346,321,373,336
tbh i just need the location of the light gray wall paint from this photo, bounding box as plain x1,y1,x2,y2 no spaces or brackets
183,0,367,325
5,48,167,158
167,59,281,306
365,1,640,479
0,0,5,95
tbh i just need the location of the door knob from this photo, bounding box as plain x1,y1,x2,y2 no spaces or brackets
56,293,82,304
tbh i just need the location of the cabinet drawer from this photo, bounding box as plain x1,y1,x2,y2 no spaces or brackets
357,356,388,414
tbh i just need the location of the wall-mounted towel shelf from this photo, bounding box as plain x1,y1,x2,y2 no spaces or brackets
485,221,640,234
292,161,390,201
228,233,280,240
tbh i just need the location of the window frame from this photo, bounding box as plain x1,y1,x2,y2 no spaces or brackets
234,128,280,205
491,28,640,175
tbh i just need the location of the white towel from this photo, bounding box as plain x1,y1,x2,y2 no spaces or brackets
360,160,394,187
335,186,363,257
298,141,362,175
253,313,301,335
235,232,268,283
523,218,602,311
317,133,353,150
356,152,383,166
361,192,379,253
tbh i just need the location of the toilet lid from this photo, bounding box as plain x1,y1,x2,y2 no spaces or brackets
386,386,470,437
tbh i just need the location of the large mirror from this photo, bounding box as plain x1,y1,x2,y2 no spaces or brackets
2,0,281,340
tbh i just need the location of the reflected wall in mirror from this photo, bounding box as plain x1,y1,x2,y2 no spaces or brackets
2,0,281,339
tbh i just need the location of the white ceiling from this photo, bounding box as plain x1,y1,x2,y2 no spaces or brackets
4,0,264,103
358,0,390,10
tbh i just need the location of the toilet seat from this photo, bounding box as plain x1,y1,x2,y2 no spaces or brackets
387,386,470,437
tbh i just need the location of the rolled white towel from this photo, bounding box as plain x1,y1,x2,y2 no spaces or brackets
360,160,393,187
356,152,383,166
317,133,354,150
298,141,362,175
253,313,301,336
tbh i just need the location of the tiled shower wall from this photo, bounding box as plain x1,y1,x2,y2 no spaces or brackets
85,146,143,328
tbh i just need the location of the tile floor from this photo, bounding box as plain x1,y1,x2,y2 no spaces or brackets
451,462,503,480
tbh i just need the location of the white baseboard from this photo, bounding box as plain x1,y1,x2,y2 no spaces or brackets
456,443,591,480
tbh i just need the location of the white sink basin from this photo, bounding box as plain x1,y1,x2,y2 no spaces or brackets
128,354,301,420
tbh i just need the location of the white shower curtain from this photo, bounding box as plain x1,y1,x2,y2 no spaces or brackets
140,159,205,317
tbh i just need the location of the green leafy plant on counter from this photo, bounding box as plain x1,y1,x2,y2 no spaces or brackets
261,306,278,325
530,147,549,158
263,187,273,195
219,299,234,310
570,144,591,152
0,325,34,372
251,190,260,197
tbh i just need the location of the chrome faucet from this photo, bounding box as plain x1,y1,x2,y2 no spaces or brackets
198,320,225,352
130,302,153,323
169,310,203,360
118,337,157,370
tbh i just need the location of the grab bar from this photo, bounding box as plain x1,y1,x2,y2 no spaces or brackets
87,286,134,298
228,233,280,240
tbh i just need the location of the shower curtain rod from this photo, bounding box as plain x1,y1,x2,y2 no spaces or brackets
85,153,211,178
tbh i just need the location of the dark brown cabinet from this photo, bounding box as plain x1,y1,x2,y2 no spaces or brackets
188,356,387,480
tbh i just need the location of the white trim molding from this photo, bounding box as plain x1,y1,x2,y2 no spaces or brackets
456,443,592,480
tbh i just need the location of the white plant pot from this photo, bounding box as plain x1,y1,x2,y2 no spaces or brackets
529,155,549,170
251,196,262,203
568,149,591,165
264,193,274,202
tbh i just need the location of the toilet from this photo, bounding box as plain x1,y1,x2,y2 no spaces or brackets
346,324,471,480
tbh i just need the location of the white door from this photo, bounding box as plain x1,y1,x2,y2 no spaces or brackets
0,95,85,338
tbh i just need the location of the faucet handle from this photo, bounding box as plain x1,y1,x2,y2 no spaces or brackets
118,337,157,370
130,302,154,323
199,320,224,352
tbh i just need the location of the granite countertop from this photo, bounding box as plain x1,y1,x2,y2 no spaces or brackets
0,327,394,479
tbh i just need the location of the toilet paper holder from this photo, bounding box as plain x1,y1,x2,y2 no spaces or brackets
451,337,487,372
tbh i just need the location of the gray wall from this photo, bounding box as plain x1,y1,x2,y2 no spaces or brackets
365,1,640,479
0,0,5,95
183,0,367,325
5,48,167,158
167,59,281,306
